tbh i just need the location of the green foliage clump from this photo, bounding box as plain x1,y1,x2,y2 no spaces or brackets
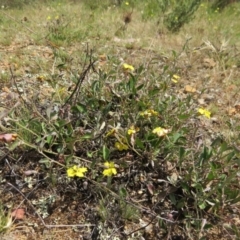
1,0,40,8
210,0,239,11
141,0,201,32
163,0,202,32
0,203,11,234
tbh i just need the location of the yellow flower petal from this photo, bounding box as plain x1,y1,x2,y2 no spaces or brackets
103,162,117,176
105,128,117,138
115,142,128,151
67,168,75,177
127,126,139,135
67,166,87,178
198,108,211,118
152,127,170,137
104,161,113,168
76,167,88,177
171,74,180,83
123,63,134,71
140,109,158,117
103,168,117,176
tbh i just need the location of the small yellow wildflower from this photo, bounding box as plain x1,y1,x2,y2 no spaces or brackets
198,108,211,119
140,109,158,117
105,128,117,138
152,127,170,137
125,2,129,5
123,63,134,71
36,75,46,81
127,126,139,135
103,162,117,176
47,16,51,20
115,141,128,151
67,165,88,178
171,74,180,83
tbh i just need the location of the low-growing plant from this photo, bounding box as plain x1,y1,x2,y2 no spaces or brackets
163,0,202,32
1,1,240,238
0,203,12,234
4,44,239,237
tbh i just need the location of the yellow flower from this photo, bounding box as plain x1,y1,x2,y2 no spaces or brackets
67,165,88,178
36,75,46,81
103,162,117,176
198,108,211,119
140,109,158,117
123,63,134,71
171,74,180,83
47,16,51,20
115,141,128,151
105,128,117,138
152,127,170,137
125,2,129,6
127,126,139,135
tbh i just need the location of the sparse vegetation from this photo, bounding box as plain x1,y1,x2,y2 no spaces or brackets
0,202,12,234
0,0,240,239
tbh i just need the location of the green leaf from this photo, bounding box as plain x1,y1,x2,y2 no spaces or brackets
8,140,22,151
87,151,93,158
199,201,206,210
81,134,92,139
41,122,47,134
136,65,144,74
135,138,144,149
92,80,100,93
103,145,110,161
119,187,127,198
211,136,223,147
178,114,190,120
176,199,185,209
207,171,215,180
172,50,177,58
136,84,144,91
199,146,212,165
71,104,86,114
39,158,51,168
57,63,65,68
163,65,169,73
102,103,112,115
76,103,87,113
172,132,182,143
149,88,160,96
127,74,137,94
46,135,53,144
169,193,176,205
179,146,185,161
226,151,235,161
